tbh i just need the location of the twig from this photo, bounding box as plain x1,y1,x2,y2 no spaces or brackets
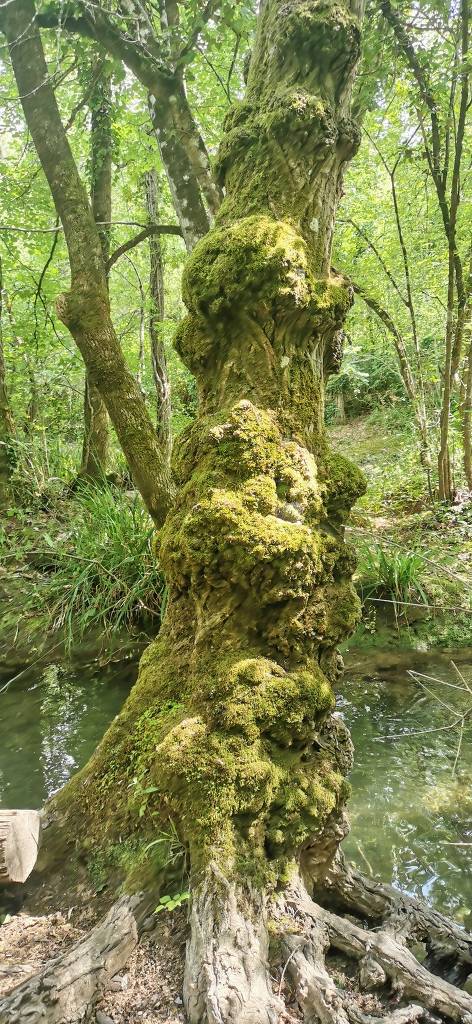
408,669,468,692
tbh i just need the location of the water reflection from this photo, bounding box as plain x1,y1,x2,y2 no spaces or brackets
0,647,471,923
339,651,472,924
0,661,133,808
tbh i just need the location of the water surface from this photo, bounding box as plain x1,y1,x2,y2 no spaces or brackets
340,648,472,924
0,660,133,808
0,647,471,924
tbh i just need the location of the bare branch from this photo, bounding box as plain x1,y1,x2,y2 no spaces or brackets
107,223,182,271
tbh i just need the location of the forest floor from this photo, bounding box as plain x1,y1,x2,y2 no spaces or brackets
0,903,187,1023
329,411,472,650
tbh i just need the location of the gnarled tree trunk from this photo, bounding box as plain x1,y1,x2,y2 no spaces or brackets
33,0,367,1019
3,4,472,1024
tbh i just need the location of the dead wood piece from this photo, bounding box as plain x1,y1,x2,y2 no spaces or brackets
0,895,148,1024
0,812,40,884
350,1005,426,1024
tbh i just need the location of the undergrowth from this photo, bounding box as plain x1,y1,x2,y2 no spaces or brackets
1,483,165,649
356,543,429,612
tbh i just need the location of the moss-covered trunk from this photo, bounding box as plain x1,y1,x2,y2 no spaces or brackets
32,1,364,1019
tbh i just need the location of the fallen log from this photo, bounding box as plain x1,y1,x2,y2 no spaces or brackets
0,812,40,884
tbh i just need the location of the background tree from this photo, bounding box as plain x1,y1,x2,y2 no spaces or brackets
335,0,471,500
0,256,15,503
79,54,113,482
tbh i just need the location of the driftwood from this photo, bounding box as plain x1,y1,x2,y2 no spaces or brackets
0,812,40,884
0,895,148,1024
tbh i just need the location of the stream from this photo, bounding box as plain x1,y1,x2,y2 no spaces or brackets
0,646,471,923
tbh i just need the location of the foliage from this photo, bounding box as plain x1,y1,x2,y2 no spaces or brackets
155,890,190,913
1,484,164,647
326,344,406,420
331,414,472,647
356,542,429,610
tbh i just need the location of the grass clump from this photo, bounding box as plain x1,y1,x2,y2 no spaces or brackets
356,542,429,612
41,484,165,644
2,483,165,649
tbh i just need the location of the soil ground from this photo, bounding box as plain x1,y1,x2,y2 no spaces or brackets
0,906,187,1023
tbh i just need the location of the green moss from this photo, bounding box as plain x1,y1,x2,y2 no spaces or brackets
183,215,314,323
40,0,368,901
320,448,367,518
139,651,344,873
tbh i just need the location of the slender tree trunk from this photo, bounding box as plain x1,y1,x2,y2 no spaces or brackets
80,375,110,480
144,168,172,466
0,257,15,503
462,301,472,489
353,281,433,494
148,78,214,250
35,2,368,1020
80,60,112,481
334,390,347,425
380,0,469,504
2,0,173,526
438,260,456,501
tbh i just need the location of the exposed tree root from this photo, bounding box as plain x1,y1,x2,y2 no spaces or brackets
2,868,472,1024
0,895,149,1024
276,878,472,1024
281,933,350,1024
320,854,472,968
184,865,283,1024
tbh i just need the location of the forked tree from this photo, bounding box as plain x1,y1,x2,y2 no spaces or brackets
1,2,472,1023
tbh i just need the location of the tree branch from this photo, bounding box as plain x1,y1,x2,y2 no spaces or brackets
107,223,182,271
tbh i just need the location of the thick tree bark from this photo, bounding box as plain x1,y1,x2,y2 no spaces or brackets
144,168,172,466
1,0,173,526
80,58,111,482
3,6,472,1021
